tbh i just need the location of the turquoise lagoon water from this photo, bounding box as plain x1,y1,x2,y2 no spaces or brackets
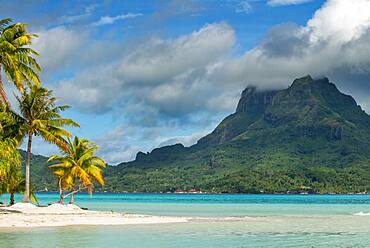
2,193,369,216
1,193,370,247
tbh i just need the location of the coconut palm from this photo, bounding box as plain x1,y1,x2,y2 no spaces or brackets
0,103,22,204
49,137,106,204
0,18,40,105
15,86,79,203
0,138,21,205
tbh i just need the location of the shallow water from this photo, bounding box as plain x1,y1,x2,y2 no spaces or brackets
2,193,369,216
0,193,369,247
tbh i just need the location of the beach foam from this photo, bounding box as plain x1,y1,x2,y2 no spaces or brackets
354,212,370,216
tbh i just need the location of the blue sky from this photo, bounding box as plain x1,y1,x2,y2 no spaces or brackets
2,0,370,164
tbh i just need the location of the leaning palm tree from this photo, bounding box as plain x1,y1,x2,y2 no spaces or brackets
49,137,106,204
15,86,79,203
0,18,40,105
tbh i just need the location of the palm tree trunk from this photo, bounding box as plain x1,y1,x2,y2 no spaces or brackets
58,178,64,204
69,192,74,204
22,132,32,203
10,193,15,205
69,180,76,204
0,65,10,107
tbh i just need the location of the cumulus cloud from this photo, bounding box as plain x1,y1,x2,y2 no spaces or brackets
267,0,313,6
53,64,121,113
306,0,370,43
117,23,234,86
32,26,86,73
92,13,143,26
53,23,236,116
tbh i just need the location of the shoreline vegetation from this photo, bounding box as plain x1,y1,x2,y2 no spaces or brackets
23,147,370,195
0,18,106,207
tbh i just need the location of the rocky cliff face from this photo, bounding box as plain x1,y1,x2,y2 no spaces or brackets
261,75,369,140
196,86,278,147
236,87,277,114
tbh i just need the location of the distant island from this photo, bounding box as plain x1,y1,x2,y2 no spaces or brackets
26,76,370,194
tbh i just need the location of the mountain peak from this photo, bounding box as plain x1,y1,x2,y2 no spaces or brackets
284,75,338,102
289,75,331,90
292,75,314,84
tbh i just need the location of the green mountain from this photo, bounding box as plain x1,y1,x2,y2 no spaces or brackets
28,76,370,193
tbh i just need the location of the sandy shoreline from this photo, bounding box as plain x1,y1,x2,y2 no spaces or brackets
0,203,189,228
1,203,369,229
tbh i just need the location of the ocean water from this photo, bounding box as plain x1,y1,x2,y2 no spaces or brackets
1,193,369,247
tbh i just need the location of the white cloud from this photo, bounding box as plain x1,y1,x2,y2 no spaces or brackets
118,23,234,85
53,64,121,113
92,13,143,26
307,0,370,43
53,23,236,116
32,26,86,72
267,0,313,6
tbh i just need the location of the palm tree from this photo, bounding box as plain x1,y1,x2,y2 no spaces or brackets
0,138,21,205
0,18,40,105
0,103,22,205
49,137,106,204
15,86,79,203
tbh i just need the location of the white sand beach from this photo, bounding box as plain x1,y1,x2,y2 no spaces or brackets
1,203,369,231
0,203,189,228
